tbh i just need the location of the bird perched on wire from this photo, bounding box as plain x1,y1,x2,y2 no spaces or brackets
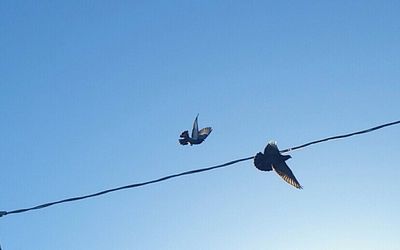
254,141,302,189
179,114,212,146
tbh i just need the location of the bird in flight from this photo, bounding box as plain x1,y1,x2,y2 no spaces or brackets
179,114,212,146
254,141,302,189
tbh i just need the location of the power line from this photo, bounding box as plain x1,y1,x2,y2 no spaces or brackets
280,119,400,153
1,119,399,218
1,156,253,217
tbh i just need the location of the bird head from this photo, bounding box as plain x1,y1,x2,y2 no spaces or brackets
268,140,278,148
180,130,189,138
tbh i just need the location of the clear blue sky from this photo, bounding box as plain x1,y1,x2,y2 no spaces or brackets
1,1,400,249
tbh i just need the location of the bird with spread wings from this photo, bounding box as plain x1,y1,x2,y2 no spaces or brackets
179,114,212,146
254,141,302,189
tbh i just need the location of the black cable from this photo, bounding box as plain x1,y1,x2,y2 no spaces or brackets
1,120,399,218
280,120,400,153
0,156,254,217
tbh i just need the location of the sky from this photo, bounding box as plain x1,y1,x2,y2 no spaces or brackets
1,1,400,249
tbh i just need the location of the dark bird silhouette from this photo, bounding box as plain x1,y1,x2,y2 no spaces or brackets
254,141,302,189
179,114,212,146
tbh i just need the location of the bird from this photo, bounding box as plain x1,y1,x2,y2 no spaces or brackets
179,114,212,146
254,141,302,189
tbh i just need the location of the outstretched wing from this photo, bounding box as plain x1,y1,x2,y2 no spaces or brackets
254,152,272,171
272,160,302,189
191,114,199,139
198,127,212,140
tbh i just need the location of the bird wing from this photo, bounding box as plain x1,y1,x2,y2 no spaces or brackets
272,160,302,189
191,114,199,139
198,127,212,140
254,152,272,171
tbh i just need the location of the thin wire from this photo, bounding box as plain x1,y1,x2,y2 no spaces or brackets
280,119,400,153
1,120,399,218
0,156,254,217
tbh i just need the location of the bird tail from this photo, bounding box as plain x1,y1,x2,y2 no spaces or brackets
179,138,189,145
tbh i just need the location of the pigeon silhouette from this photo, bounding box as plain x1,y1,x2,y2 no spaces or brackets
179,114,212,146
254,141,302,189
